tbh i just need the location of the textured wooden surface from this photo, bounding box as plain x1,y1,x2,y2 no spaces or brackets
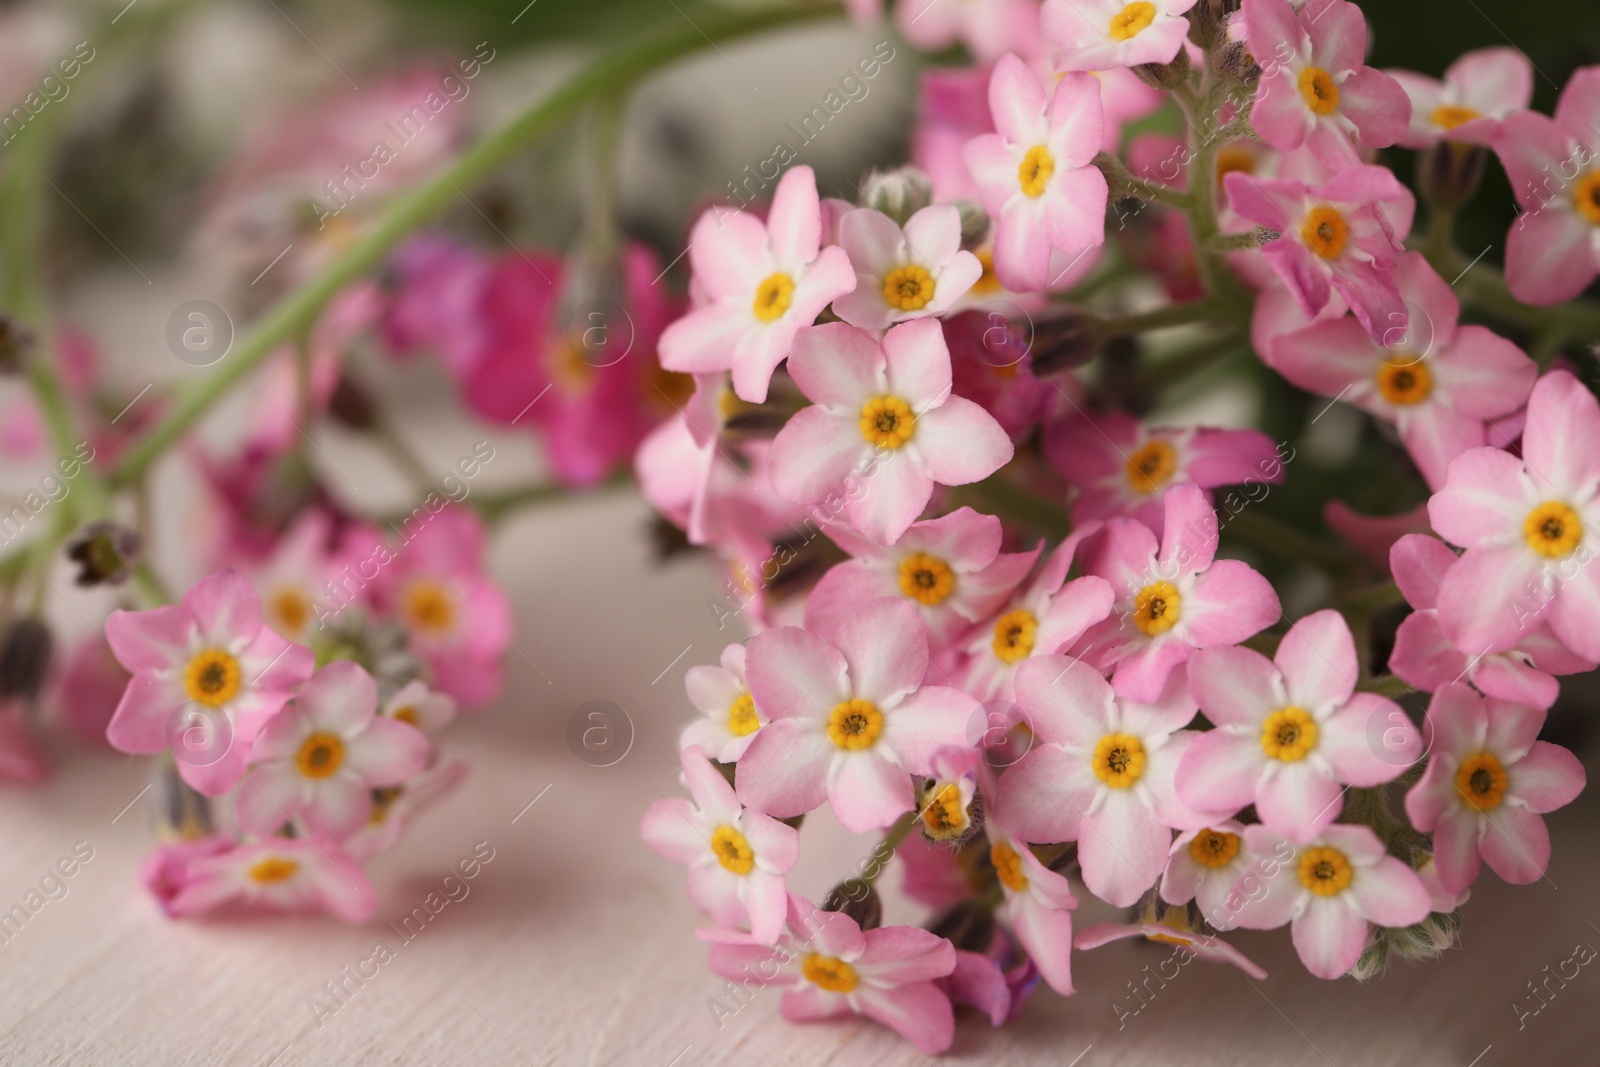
3,491,1597,1066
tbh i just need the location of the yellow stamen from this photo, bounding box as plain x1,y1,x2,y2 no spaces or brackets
392,707,419,727
881,264,937,311
1298,67,1339,115
727,692,760,737
752,272,795,323
827,698,883,750
1260,706,1318,762
1574,171,1600,226
1092,732,1147,788
183,649,242,708
295,732,346,779
1216,146,1256,179
1301,205,1348,259
1431,104,1482,131
972,248,1002,295
1132,581,1181,636
1454,751,1508,811
859,395,916,448
248,857,299,884
898,552,956,607
921,782,968,839
271,588,310,635
369,786,402,825
1374,356,1433,405
1524,501,1583,558
1109,1,1156,40
991,841,1030,893
403,582,455,635
1125,439,1178,494
710,824,755,875
1297,845,1353,896
1018,145,1055,198
802,954,859,993
1189,828,1241,869
991,608,1038,664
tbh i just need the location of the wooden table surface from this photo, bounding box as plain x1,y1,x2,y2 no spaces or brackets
3,490,1597,1066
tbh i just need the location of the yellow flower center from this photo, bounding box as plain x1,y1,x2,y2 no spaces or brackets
271,588,310,635
991,608,1038,664
727,692,760,736
1189,828,1241,869
295,732,346,779
1374,356,1433,405
991,841,1030,892
392,706,419,727
1216,146,1256,180
552,338,597,394
1454,751,1508,811
1018,145,1055,198
921,782,969,839
802,954,859,993
710,824,755,875
972,248,1002,295
1431,104,1482,131
827,698,884,750
183,649,242,708
859,395,916,449
1125,439,1178,494
1298,67,1340,115
1524,501,1583,558
1297,845,1354,896
898,552,956,607
1092,732,1147,788
1301,205,1348,259
1260,706,1318,762
752,272,795,323
1132,581,1181,636
1573,171,1600,226
403,581,455,635
369,786,402,825
1109,1,1156,39
248,857,300,884
881,264,937,311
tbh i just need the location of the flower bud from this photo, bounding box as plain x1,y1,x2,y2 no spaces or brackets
1133,47,1191,92
1217,41,1261,88
1027,310,1098,377
915,774,984,845
1185,0,1237,49
954,199,990,249
66,521,143,587
327,373,377,430
928,900,997,953
0,618,53,701
1348,936,1390,981
860,167,934,226
0,316,35,374
822,878,883,931
1419,141,1488,211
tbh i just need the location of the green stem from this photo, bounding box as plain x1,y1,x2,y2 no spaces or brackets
861,811,916,887
1357,674,1414,699
1096,298,1225,340
1093,151,1190,209
108,1,844,491
1223,509,1347,572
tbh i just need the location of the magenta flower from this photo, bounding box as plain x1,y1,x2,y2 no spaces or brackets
642,746,800,943
1225,165,1408,344
659,165,856,403
105,570,314,796
804,507,1037,649
165,836,377,923
1242,0,1410,168
1404,684,1586,892
833,205,983,331
1160,820,1259,931
768,320,1013,546
1042,0,1197,73
1228,824,1430,979
1271,253,1536,490
987,825,1079,995
1492,67,1600,305
1074,484,1279,703
1427,371,1600,659
1388,47,1533,148
1075,917,1268,980
1389,534,1594,710
993,656,1220,907
236,662,429,840
380,232,493,380
962,54,1107,292
1045,410,1284,531
735,598,978,832
679,642,765,763
1178,610,1421,842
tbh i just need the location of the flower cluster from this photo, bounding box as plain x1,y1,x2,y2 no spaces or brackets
637,0,1597,1052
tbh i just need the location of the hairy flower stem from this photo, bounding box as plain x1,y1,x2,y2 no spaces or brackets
860,811,917,888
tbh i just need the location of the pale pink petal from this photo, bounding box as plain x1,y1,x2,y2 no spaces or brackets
1176,729,1264,813
735,721,833,818
847,452,934,545
1187,645,1282,727
1319,693,1418,785
883,318,952,409
885,686,978,773
1010,898,1075,995
1508,741,1586,814
987,52,1047,145
1427,446,1530,548
1276,609,1358,710
641,797,709,865
859,981,955,1056
787,321,884,410
342,717,428,786
1390,533,1458,609
1338,67,1411,149
912,397,1014,485
770,407,866,504
1182,560,1280,646
184,569,262,645
1520,370,1600,499
1435,545,1545,654
302,775,373,839
767,166,823,268
1077,789,1168,906
1291,897,1369,979
1257,761,1342,841
1504,202,1597,306
745,627,850,721
991,744,1096,843
686,209,769,299
831,752,916,832
1013,654,1117,746
1478,804,1550,884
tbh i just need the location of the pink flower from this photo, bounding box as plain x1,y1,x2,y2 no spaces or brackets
52,636,129,748
1045,411,1285,531
345,758,469,860
642,746,800,943
833,206,983,330
0,701,48,784
1322,499,1431,571
1389,534,1594,710
942,936,1036,1027
105,570,314,796
1387,47,1533,148
380,233,493,379
958,532,1115,705
1427,371,1600,660
236,662,429,840
986,825,1079,994
380,679,457,734
1074,484,1279,703
1404,684,1585,892
896,0,1037,65
367,506,513,708
805,507,1037,650
1075,915,1268,980
140,834,234,916
1178,610,1421,842
993,656,1218,906
1225,165,1408,344
1160,822,1268,935
963,54,1108,292
679,642,764,763
1242,0,1410,168
1492,67,1600,305
1229,823,1430,979
706,894,957,1055
735,598,978,833
660,166,856,403
166,836,377,923
769,320,1013,546
247,509,352,645
1270,252,1536,490
1043,0,1197,72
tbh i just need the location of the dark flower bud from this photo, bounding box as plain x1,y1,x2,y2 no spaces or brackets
1185,0,1235,49
822,878,883,930
928,900,996,953
0,618,53,700
1028,310,1098,377
954,199,990,249
0,316,35,374
647,515,695,562
1133,47,1191,92
1419,141,1488,211
1217,40,1261,88
66,521,143,587
327,373,377,430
